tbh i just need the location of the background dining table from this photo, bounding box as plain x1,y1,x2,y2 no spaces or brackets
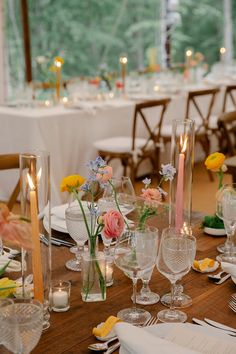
0,82,228,206
1,215,234,354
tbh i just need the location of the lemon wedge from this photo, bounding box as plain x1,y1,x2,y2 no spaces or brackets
193,258,215,272
92,316,121,338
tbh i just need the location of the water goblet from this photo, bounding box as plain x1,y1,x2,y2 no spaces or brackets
156,227,196,323
135,265,160,305
216,183,236,263
103,176,136,217
65,205,89,271
0,298,43,354
114,226,158,326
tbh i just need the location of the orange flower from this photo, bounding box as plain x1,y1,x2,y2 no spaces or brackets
205,152,225,172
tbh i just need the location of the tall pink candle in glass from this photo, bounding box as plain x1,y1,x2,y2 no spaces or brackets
175,136,187,229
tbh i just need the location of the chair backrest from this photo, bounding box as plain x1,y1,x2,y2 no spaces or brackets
185,88,220,129
222,85,236,113
131,98,171,151
0,154,20,210
218,111,236,156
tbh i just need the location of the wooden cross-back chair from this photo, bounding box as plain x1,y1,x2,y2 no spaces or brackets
222,85,236,113
218,111,236,156
93,98,171,182
185,88,220,181
0,154,20,210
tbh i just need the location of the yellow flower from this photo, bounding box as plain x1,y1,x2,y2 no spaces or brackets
0,277,16,298
205,152,226,172
54,56,64,65
60,175,85,192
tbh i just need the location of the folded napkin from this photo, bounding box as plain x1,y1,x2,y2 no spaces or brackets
221,262,236,278
114,323,200,354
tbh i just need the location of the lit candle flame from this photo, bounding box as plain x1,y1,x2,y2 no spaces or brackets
186,49,192,57
54,60,62,68
220,47,226,54
27,168,42,190
180,135,188,154
119,56,127,64
27,173,35,190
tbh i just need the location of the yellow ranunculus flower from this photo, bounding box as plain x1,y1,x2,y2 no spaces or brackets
54,56,64,65
205,152,225,172
60,175,85,192
0,277,16,298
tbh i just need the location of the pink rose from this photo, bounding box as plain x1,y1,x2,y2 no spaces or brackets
101,210,124,239
140,188,162,202
0,205,33,251
96,166,113,183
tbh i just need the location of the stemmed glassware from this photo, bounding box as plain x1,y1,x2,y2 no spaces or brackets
135,265,160,305
156,227,196,323
65,205,89,271
0,298,43,354
103,176,136,217
216,183,236,263
114,226,158,326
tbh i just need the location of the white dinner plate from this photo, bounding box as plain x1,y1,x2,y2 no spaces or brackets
203,227,226,236
43,215,68,233
52,201,89,220
231,276,236,285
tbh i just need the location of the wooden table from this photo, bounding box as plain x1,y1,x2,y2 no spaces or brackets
225,155,236,183
2,220,236,354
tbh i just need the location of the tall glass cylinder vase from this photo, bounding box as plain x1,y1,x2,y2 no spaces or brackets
161,119,195,309
169,119,195,232
19,151,51,330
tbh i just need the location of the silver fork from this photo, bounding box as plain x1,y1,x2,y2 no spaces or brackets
229,299,236,313
231,293,236,302
143,315,158,326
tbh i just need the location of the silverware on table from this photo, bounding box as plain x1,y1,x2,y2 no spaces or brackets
192,317,236,336
229,299,236,314
104,342,120,354
204,318,236,333
88,337,118,351
208,272,231,284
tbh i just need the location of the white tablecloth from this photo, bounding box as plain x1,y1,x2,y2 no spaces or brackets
0,85,227,205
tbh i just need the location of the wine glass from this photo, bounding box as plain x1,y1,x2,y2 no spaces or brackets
216,183,236,263
103,176,136,218
114,226,158,326
0,299,43,354
65,205,90,271
156,227,196,323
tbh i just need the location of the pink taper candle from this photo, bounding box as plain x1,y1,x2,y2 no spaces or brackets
175,136,187,229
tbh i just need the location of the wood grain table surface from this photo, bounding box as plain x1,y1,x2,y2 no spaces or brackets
2,216,235,354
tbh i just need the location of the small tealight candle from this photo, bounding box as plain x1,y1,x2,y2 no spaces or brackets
51,280,71,312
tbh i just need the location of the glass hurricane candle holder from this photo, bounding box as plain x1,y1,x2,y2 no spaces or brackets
166,119,195,309
20,150,51,330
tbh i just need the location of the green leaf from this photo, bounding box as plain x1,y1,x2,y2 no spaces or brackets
202,215,225,229
0,261,11,277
